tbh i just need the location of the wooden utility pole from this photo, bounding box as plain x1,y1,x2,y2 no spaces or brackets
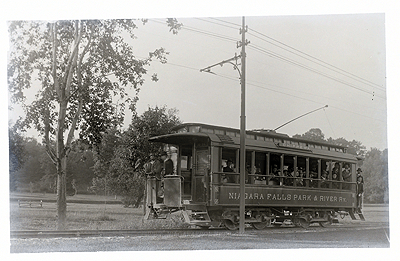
239,16,246,234
200,16,249,233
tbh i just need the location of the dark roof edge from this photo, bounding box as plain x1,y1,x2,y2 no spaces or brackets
172,122,348,150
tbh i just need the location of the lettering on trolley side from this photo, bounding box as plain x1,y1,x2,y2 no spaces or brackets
227,192,347,202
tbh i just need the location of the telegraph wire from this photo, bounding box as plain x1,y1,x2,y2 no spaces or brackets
182,26,238,43
138,52,386,122
328,104,386,122
148,19,237,43
324,109,336,138
191,20,386,98
151,17,385,96
142,19,386,122
195,18,239,30
208,17,241,27
248,44,386,99
247,29,385,92
197,66,385,123
206,17,384,93
245,77,386,114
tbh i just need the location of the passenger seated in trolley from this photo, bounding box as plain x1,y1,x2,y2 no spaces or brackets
309,165,318,188
320,170,329,188
269,164,280,185
342,163,352,190
284,167,294,186
332,162,340,189
245,165,253,184
222,159,236,183
282,168,288,185
254,164,266,184
295,167,304,187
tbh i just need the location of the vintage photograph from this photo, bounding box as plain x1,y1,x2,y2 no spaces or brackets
5,1,394,259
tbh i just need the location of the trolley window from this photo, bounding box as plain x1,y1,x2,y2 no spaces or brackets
221,148,238,183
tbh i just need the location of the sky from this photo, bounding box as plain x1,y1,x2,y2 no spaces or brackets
2,0,400,259
127,14,387,150
6,12,388,151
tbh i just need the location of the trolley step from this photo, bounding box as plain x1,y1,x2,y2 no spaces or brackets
349,210,365,221
182,204,212,225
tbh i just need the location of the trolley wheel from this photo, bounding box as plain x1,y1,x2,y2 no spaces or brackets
199,226,210,230
251,221,269,230
319,213,333,227
293,218,310,228
319,220,332,227
223,219,239,230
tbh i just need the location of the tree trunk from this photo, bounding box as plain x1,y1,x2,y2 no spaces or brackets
56,156,67,230
134,192,144,208
56,100,68,230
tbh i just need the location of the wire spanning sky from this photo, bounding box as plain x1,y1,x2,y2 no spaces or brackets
124,15,387,150
3,3,390,153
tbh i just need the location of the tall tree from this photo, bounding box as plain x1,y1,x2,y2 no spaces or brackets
361,148,388,203
9,122,25,191
294,128,366,157
327,137,366,156
65,141,95,194
15,138,47,184
8,19,181,229
93,105,181,207
293,128,325,142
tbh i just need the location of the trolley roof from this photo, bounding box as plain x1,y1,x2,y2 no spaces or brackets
149,123,359,162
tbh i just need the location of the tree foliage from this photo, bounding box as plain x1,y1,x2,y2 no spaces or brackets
9,122,26,191
14,138,50,185
8,19,181,148
327,137,366,156
10,137,95,194
295,128,387,203
8,19,181,229
293,128,325,142
65,142,95,195
361,148,388,203
93,105,181,207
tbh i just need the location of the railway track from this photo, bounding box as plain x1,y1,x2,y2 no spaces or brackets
10,221,387,239
10,227,225,239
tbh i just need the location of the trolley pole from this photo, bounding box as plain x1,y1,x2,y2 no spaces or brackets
238,16,246,234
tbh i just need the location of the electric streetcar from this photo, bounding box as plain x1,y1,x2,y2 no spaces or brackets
144,123,364,230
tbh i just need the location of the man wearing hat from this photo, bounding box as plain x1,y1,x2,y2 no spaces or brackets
223,159,235,183
151,153,163,201
161,151,174,176
356,168,364,213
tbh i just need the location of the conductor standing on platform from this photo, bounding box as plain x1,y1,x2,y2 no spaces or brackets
161,151,174,176
356,168,364,213
151,153,163,201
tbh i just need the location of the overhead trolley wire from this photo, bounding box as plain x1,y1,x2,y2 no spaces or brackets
193,18,385,96
208,17,241,27
209,70,385,123
324,109,336,138
248,44,386,99
244,77,386,114
149,18,238,43
247,28,385,92
181,26,238,43
203,18,384,91
153,18,385,95
195,18,239,30
140,52,385,123
145,18,386,122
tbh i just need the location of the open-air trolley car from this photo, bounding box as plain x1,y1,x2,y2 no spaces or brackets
144,123,364,230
